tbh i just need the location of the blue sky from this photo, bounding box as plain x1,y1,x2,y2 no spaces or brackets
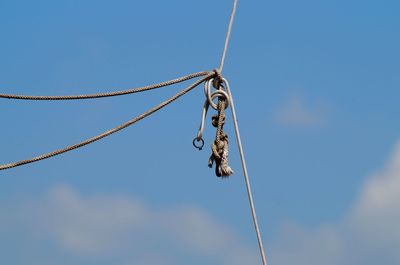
1,0,400,264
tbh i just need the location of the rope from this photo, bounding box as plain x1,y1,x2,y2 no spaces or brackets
2,2,266,265
208,87,233,177
223,78,268,265
0,73,216,171
218,0,238,73
0,71,211,100
218,2,268,263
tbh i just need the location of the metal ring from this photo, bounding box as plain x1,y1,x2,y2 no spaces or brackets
192,138,204,150
205,79,230,110
210,90,230,110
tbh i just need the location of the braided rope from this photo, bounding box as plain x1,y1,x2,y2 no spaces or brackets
0,71,211,100
0,73,215,171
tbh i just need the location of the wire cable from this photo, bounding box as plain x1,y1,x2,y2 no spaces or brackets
223,78,268,265
0,71,211,100
218,1,268,263
0,73,215,171
218,0,238,73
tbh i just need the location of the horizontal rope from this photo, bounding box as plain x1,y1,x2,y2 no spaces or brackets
0,72,216,171
0,71,212,100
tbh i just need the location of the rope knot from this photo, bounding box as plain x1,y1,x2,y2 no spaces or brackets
212,69,223,89
207,87,234,178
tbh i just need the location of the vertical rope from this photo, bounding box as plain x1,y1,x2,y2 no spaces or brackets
224,79,268,265
218,0,238,73
218,1,268,264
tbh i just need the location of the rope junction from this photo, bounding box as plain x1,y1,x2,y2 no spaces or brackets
1,0,268,264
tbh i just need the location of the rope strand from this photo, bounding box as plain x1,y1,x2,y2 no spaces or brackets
0,73,215,171
0,71,211,100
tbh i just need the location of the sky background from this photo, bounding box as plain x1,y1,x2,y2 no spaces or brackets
1,0,400,264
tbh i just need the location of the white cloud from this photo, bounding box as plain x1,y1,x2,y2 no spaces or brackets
3,142,400,265
350,142,400,256
274,94,326,127
271,141,400,265
0,185,258,265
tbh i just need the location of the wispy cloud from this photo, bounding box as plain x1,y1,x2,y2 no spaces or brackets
0,185,258,265
271,141,400,265
274,94,327,127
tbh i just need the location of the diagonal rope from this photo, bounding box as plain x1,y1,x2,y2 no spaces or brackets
218,0,238,73
223,78,268,265
0,71,211,100
0,73,215,171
